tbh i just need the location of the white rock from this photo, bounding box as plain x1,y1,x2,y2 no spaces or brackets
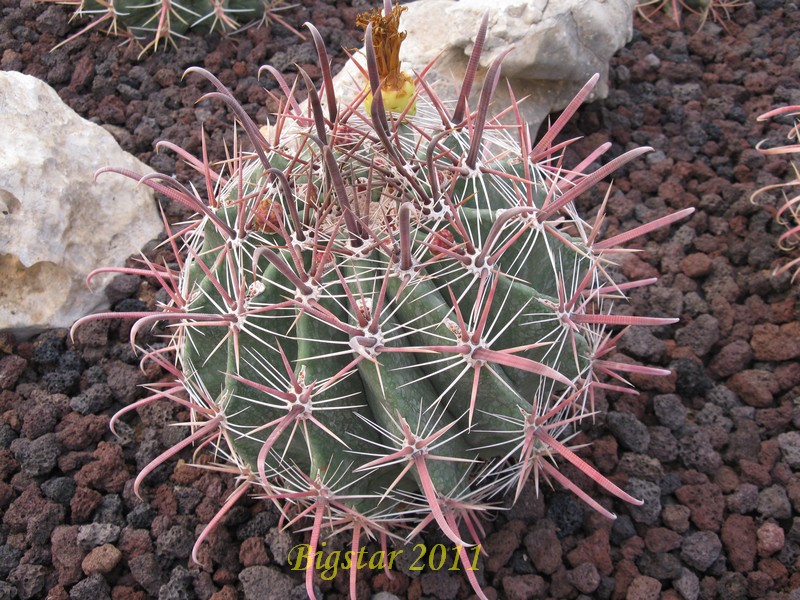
0,71,163,338
330,0,635,131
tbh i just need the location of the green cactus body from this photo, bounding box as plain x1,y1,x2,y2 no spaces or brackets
75,8,694,598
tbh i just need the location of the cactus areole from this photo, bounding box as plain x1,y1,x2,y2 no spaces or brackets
74,4,692,598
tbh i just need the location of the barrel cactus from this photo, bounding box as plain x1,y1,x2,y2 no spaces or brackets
74,3,692,597
45,0,295,52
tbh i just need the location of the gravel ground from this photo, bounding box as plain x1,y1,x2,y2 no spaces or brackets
1,0,800,599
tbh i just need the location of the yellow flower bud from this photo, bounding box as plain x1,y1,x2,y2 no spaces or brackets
357,2,417,117
364,73,416,116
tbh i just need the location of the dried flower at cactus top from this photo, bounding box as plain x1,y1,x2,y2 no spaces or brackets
356,1,416,115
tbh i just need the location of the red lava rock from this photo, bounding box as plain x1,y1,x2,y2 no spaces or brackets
96,94,127,124
567,562,601,594
728,420,761,463
721,514,757,572
47,585,70,600
0,480,14,510
738,459,772,487
0,355,27,390
590,436,619,474
774,361,800,391
239,536,270,567
620,536,645,561
51,525,85,585
756,402,794,435
727,369,779,407
756,522,784,557
674,483,724,531
743,71,771,94
4,483,65,545
612,558,639,600
714,465,740,493
644,528,682,553
74,441,130,494
680,253,713,278
661,505,691,533
772,462,793,487
485,519,526,572
566,529,613,576
372,570,409,596
680,531,722,572
57,450,93,473
150,483,178,517
750,322,800,361
621,254,660,281
149,514,172,540
502,574,547,600
212,567,239,586
209,586,239,600
0,389,17,413
420,570,460,600
523,521,561,575
82,543,122,575
0,333,15,354
153,67,177,87
629,170,661,195
71,320,110,360
758,557,788,587
55,413,109,451
625,575,661,600
759,439,782,471
68,54,94,89
118,528,153,559
549,565,574,599
19,400,58,439
104,360,147,404
747,570,774,597
128,553,164,595
111,586,147,600
69,486,104,523
506,480,546,521
0,448,19,480
170,460,204,484
676,314,721,357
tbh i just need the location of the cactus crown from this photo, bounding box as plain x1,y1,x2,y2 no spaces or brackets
74,5,692,598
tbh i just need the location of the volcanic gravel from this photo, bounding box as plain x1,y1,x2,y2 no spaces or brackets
1,0,799,598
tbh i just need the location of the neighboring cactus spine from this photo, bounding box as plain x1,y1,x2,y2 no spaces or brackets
753,105,800,281
636,0,745,30
73,4,693,598
42,0,296,53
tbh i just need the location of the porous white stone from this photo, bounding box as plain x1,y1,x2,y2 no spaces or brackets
331,0,636,131
0,71,163,338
